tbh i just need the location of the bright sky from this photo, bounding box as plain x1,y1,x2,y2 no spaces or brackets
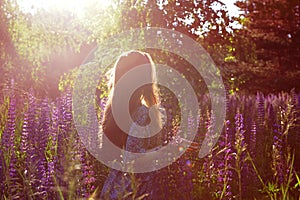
17,0,241,17
17,0,111,17
220,0,242,17
220,0,243,30
17,0,242,31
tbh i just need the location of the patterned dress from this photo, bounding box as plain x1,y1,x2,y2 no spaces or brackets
100,105,162,200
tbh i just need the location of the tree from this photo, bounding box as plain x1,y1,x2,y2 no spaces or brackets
0,1,120,97
233,0,300,93
118,0,234,64
0,0,19,88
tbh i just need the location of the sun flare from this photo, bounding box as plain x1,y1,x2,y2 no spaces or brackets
17,0,111,16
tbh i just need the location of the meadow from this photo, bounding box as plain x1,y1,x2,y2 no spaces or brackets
1,0,300,199
1,86,299,200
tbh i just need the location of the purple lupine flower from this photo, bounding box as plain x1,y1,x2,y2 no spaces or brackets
80,150,97,198
234,114,247,151
267,104,275,128
272,124,285,184
205,111,216,153
216,120,233,200
19,106,31,198
297,93,300,109
234,113,247,200
244,120,260,197
26,89,37,160
256,92,265,129
17,89,39,198
202,111,217,192
249,121,257,156
32,97,51,198
57,95,66,152
45,102,60,199
290,89,297,106
38,98,51,151
20,111,29,153
57,89,73,158
63,87,73,124
1,84,19,199
2,92,18,196
55,95,70,189
2,93,16,153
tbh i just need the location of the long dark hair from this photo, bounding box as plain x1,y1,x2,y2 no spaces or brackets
102,50,161,149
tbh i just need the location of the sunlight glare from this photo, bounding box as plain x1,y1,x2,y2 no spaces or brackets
17,0,111,16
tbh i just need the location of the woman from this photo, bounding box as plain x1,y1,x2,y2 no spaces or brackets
100,50,165,200
100,50,194,200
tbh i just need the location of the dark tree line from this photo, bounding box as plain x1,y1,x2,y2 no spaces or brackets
231,0,300,93
119,0,300,93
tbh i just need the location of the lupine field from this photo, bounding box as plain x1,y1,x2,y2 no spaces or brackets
1,0,300,199
1,82,300,199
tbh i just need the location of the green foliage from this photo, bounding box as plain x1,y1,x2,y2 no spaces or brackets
1,0,300,97
0,0,122,97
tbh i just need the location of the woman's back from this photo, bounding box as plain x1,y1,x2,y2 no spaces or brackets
100,105,162,200
100,50,194,199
